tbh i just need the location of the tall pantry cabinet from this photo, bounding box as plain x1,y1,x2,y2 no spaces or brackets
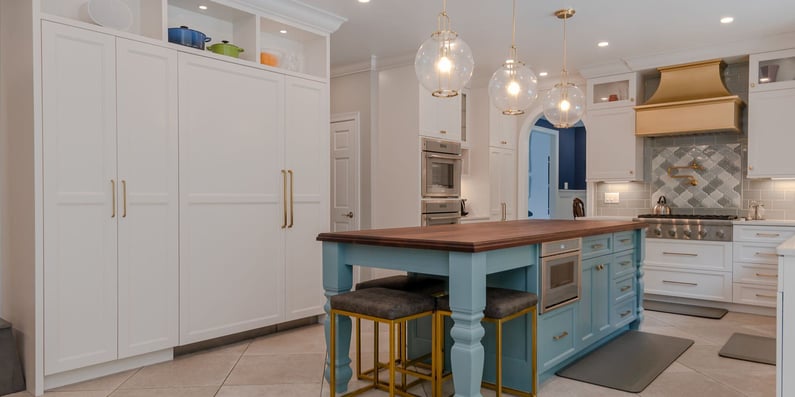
42,22,179,374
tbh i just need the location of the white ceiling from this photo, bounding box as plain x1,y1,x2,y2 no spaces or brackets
299,0,795,81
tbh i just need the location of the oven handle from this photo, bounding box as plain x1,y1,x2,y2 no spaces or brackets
425,153,462,161
425,214,462,221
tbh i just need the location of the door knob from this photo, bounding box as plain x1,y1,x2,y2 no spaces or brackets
344,211,354,218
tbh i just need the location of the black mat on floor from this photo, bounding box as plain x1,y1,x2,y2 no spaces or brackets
643,299,728,319
556,331,694,393
719,333,776,365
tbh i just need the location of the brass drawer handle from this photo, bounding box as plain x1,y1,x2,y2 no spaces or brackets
281,170,288,229
440,130,447,134
620,285,632,292
756,233,780,238
663,251,698,257
620,310,632,318
591,243,604,249
553,331,569,341
500,140,507,145
121,180,127,218
662,280,698,286
619,238,631,243
620,261,631,266
755,273,778,278
288,170,294,228
756,293,777,299
596,264,606,271
755,252,779,257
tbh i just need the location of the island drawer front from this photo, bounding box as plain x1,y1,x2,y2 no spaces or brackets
612,275,635,303
611,297,636,329
582,234,612,259
734,226,795,244
645,240,732,271
541,238,582,257
613,231,635,252
612,251,635,279
538,305,576,371
733,262,778,286
732,283,777,307
734,243,781,265
644,267,733,302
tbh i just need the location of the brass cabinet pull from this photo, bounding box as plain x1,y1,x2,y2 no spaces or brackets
619,238,631,243
755,252,779,257
755,273,778,278
111,179,116,218
620,285,632,292
620,261,632,266
662,251,698,257
662,280,698,286
440,130,447,134
121,180,127,218
288,170,294,228
501,202,507,221
756,233,780,238
756,293,777,299
500,140,507,145
553,331,569,341
620,310,632,318
591,243,604,249
281,170,287,229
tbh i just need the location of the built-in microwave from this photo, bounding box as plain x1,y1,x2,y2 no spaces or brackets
540,238,582,313
421,137,462,198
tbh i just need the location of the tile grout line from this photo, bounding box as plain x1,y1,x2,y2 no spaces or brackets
213,341,251,396
108,367,142,395
673,358,754,397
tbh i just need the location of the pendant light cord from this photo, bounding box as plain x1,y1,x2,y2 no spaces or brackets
510,0,517,60
438,0,449,32
561,10,569,79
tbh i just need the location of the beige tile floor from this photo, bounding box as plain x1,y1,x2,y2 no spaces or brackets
8,310,776,397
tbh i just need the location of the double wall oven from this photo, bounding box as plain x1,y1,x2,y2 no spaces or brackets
421,137,462,226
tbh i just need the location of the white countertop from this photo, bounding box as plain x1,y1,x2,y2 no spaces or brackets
778,235,795,256
735,219,795,227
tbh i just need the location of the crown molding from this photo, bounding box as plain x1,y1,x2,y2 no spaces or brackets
215,0,346,34
578,60,632,80
331,52,416,78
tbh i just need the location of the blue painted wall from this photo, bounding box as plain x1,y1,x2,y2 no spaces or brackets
534,119,586,190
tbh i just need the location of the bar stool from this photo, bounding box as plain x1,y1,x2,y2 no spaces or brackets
330,287,438,397
354,275,446,384
435,288,538,397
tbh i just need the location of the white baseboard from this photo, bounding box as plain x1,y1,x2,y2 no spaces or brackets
43,349,173,393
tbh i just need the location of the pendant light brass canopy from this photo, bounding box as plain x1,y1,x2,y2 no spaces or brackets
542,8,585,128
415,0,475,98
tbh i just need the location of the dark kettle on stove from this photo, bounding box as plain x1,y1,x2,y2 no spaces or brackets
653,196,672,215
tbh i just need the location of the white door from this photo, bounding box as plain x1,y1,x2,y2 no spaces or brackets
748,89,795,178
179,53,286,343
330,117,359,232
42,22,118,374
116,38,179,358
284,76,329,321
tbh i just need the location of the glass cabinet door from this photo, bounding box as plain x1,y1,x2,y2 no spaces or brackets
750,49,795,92
586,72,638,110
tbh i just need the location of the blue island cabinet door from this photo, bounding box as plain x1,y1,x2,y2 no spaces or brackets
538,304,576,373
576,256,611,349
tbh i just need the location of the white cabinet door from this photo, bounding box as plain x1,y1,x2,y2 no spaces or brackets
585,107,643,181
490,147,516,221
489,106,517,148
42,22,118,374
748,89,795,178
116,38,179,358
179,53,286,344
419,85,462,141
284,76,329,320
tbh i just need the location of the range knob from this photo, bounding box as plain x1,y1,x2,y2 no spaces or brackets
683,230,692,238
654,228,662,237
667,229,677,237
698,230,708,238
716,230,726,239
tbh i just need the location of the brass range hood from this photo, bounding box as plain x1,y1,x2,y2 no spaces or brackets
634,59,744,136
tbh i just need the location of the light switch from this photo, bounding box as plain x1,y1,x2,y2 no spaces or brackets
605,192,620,204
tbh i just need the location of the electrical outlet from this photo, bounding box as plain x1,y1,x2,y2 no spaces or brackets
605,192,620,204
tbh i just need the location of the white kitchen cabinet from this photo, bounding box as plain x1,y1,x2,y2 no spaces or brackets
489,147,516,221
585,107,644,182
419,85,462,141
749,48,795,93
732,225,794,307
489,105,517,148
178,53,286,344
644,239,733,302
284,76,329,321
179,55,328,343
747,89,795,178
42,22,179,374
586,73,639,111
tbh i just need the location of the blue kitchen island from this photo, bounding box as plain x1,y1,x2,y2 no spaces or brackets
317,219,646,396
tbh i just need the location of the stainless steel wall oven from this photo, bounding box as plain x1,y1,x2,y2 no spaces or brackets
421,137,462,198
540,238,582,313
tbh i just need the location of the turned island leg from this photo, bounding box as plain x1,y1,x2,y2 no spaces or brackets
448,252,487,397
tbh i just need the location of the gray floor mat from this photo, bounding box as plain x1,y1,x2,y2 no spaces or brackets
719,332,776,365
556,330,694,393
643,299,728,319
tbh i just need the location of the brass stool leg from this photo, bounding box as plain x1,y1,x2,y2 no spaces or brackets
356,318,363,379
496,319,503,397
389,320,396,396
330,310,337,397
531,307,537,397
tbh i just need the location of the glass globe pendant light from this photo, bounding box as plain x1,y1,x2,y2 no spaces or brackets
415,0,474,98
542,9,585,128
489,0,537,115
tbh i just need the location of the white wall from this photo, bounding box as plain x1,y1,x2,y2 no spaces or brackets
460,85,490,219
330,71,373,229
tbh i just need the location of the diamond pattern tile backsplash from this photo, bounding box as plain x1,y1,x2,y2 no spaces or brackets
651,144,742,208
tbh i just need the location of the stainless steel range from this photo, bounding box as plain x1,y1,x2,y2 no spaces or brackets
634,214,738,241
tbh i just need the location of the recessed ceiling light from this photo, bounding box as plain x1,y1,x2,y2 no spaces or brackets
358,0,371,3
721,16,734,24
539,72,548,77
198,5,207,10
279,29,288,34
597,41,609,47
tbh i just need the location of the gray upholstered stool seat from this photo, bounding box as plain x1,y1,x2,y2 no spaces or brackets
436,287,539,319
355,275,446,296
329,288,438,397
435,287,538,397
0,317,26,396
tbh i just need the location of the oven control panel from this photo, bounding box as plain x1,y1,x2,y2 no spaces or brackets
642,222,732,241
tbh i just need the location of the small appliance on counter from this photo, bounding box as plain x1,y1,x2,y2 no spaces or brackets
460,199,469,216
653,196,672,215
208,40,245,58
168,26,211,50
